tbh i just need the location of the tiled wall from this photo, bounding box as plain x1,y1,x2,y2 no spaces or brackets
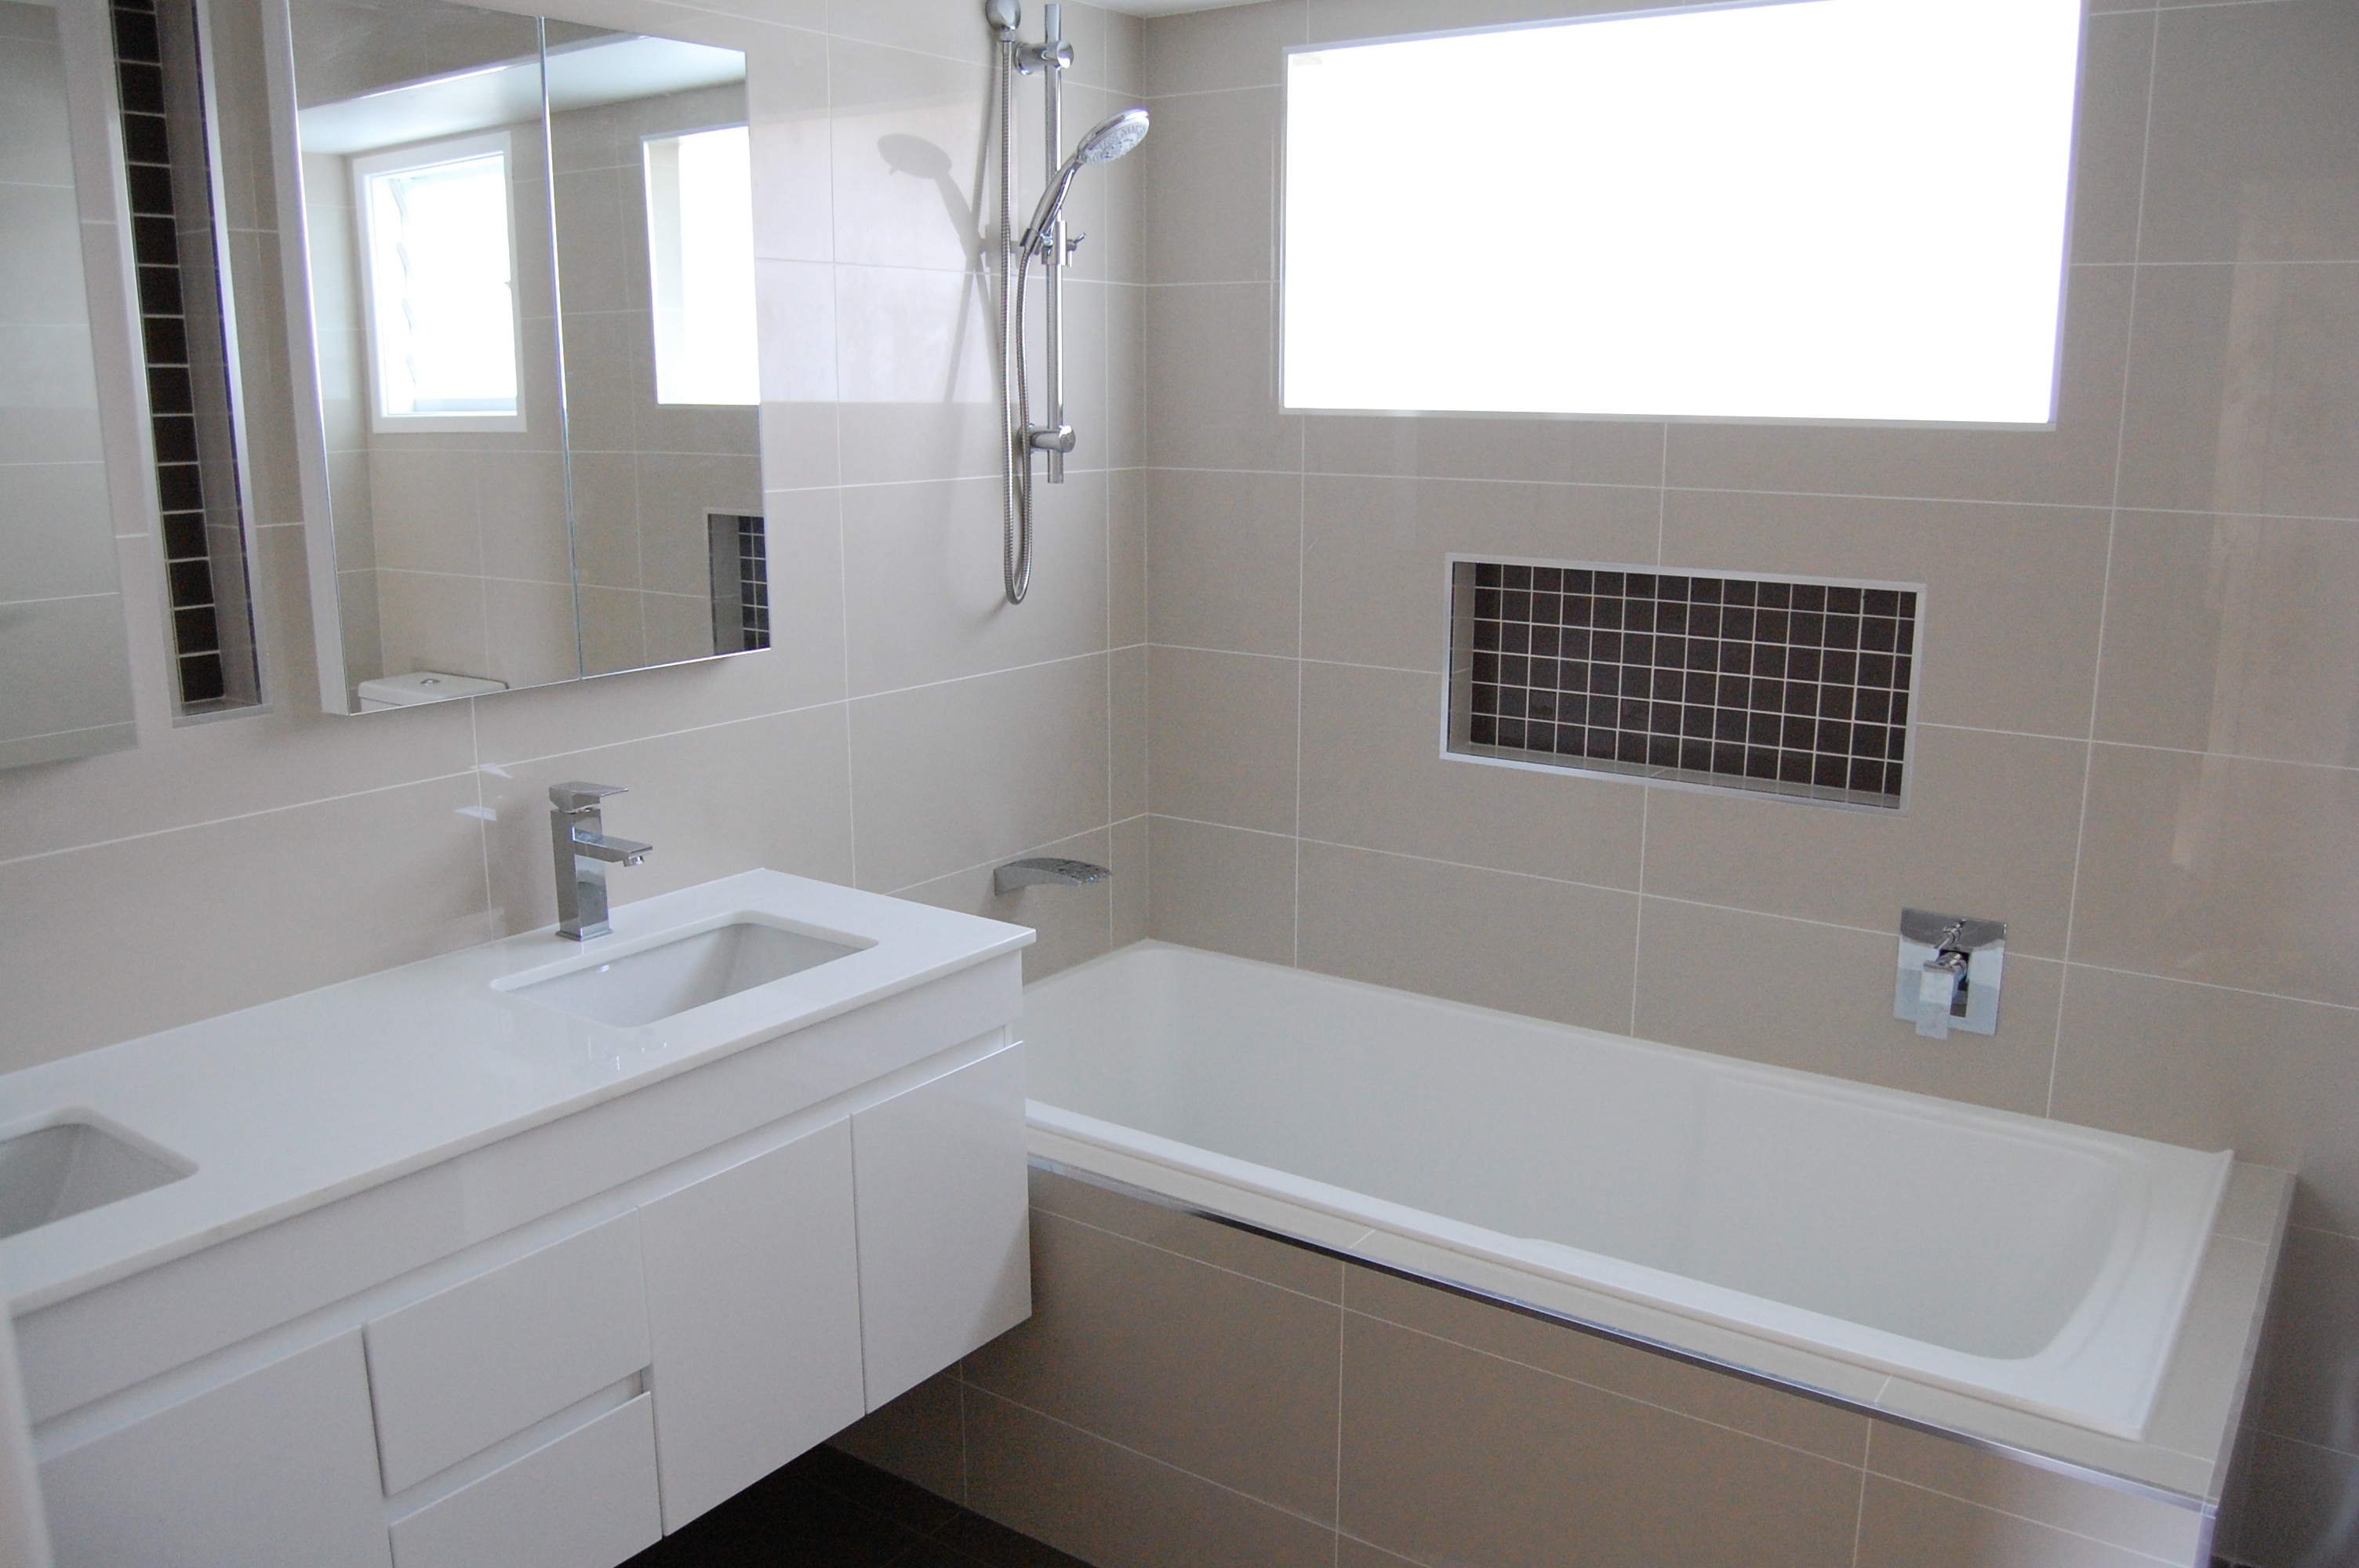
1129,2,2359,1563
0,0,1146,1063
0,0,138,769
841,1168,2216,1568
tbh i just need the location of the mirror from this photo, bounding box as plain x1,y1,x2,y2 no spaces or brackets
265,0,768,713
2,0,138,767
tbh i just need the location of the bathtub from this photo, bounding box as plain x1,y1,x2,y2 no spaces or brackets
1019,942,2234,1443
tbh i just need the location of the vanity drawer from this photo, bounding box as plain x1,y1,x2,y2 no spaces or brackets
387,1393,660,1568
365,1212,650,1493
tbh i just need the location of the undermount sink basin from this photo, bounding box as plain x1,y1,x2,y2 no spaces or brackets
505,920,871,1028
0,1120,194,1240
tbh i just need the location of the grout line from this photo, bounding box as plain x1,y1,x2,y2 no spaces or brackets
2050,5,2163,1120
0,768,488,871
1848,1421,1873,1568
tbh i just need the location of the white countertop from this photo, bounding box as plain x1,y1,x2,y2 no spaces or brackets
0,871,1031,1314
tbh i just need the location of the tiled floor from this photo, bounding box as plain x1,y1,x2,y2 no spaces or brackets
624,1444,1090,1568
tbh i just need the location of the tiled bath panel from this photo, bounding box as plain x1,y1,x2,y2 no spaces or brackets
835,1170,2213,1568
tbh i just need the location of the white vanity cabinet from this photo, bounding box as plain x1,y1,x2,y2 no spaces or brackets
639,1113,864,1530
40,1331,391,1568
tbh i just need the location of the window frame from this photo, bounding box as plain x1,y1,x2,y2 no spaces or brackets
350,128,528,435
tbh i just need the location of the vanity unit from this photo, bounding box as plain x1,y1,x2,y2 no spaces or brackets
0,872,1032,1568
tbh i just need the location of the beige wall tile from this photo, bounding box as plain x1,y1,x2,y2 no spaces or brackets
2139,1,2359,266
828,1370,966,1505
2234,1431,2359,1568
1634,898,2063,1118
832,263,1002,485
826,37,990,274
1300,473,1660,673
900,827,1113,984
1664,267,2133,508
965,1208,1341,1520
1303,412,1665,488
2117,263,2359,521
483,579,580,691
1660,490,2109,740
1334,1537,1419,1568
1339,1312,1860,1568
1296,841,1638,1033
965,1386,1336,1568
841,474,1110,697
1342,1265,1867,1465
477,702,856,935
1854,1475,2163,1568
1298,662,1646,888
1138,86,1278,285
1143,0,1303,95
2095,512,2359,765
1146,468,1299,656
1639,725,2087,958
1110,814,1148,947
0,773,492,1069
829,0,997,70
2070,745,2359,1007
1146,815,1295,964
2071,12,2156,269
1111,644,1146,822
850,655,1110,893
1146,646,1296,833
1866,1421,2205,1563
1105,285,1143,470
2254,1225,2359,1459
1028,1168,1344,1301
1110,467,1146,648
2050,965,2359,1236
756,259,838,402
1140,281,1297,473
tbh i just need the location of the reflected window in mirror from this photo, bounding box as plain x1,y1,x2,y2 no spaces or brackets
644,125,756,407
354,132,524,431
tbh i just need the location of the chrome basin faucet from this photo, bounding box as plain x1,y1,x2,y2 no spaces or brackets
549,782,652,941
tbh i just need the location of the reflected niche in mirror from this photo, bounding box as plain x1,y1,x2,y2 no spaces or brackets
1,0,138,768
267,0,765,713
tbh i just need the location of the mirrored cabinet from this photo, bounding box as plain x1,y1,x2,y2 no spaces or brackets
262,0,770,714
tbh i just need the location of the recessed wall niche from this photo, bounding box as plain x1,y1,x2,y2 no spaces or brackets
1447,560,1921,810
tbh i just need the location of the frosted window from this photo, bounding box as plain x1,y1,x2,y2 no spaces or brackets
644,125,758,406
1282,0,2085,425
355,134,522,430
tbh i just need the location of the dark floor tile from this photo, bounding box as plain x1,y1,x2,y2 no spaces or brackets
624,1470,929,1567
791,1444,965,1534
929,1511,1096,1568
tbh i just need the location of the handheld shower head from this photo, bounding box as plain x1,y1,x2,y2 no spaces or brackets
1020,107,1149,252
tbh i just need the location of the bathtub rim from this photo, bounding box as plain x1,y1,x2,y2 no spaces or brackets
1018,940,2295,1515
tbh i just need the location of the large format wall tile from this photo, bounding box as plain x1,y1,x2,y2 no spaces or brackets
2070,745,2359,1007
1145,469,1300,657
1146,645,1297,833
1634,898,2063,1118
1145,814,1296,964
964,1209,1342,1521
965,1389,1336,1568
850,655,1111,894
2095,511,2359,766
1854,1475,2161,1568
1339,1312,1861,1568
1137,85,1278,286
1295,841,1638,1033
2117,262,2359,521
1297,662,1645,888
1140,281,1296,473
2138,0,2359,267
1638,725,2088,959
2051,964,2359,1236
2253,1223,2359,1459
1299,473,1660,673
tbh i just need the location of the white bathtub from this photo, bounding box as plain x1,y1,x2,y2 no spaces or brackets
1020,942,2233,1442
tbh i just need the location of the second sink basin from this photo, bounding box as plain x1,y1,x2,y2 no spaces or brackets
0,1118,194,1240
505,919,871,1028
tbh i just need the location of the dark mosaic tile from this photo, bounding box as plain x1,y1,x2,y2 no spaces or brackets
1452,560,1920,808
